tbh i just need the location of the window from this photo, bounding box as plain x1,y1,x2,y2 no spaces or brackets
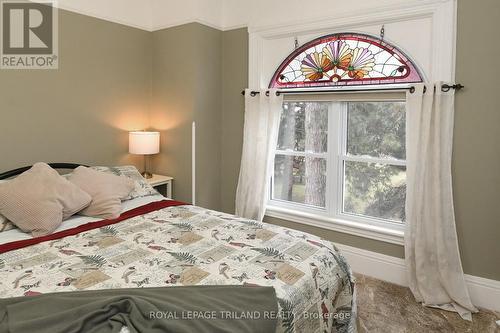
269,95,406,233
269,33,423,89
343,101,406,222
273,101,329,208
267,32,421,239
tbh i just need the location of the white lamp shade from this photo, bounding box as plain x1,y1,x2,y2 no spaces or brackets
129,131,160,155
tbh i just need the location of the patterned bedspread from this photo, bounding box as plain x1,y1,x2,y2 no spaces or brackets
0,203,356,333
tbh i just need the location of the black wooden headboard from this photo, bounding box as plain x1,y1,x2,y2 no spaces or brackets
0,163,88,180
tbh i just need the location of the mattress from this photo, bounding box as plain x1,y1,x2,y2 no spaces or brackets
0,195,356,333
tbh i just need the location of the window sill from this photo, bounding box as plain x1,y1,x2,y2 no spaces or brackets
265,205,404,245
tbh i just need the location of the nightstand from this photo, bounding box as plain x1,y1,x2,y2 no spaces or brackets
147,174,173,198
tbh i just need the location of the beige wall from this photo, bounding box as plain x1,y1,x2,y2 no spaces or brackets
0,9,152,171
151,23,222,211
452,0,500,281
151,24,248,213
220,28,248,214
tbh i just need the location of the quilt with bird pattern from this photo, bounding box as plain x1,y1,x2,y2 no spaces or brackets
0,202,356,333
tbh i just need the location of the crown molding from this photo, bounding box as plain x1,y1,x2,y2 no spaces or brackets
247,0,452,35
34,0,455,34
151,19,224,33
51,2,231,32
152,20,248,33
31,1,153,31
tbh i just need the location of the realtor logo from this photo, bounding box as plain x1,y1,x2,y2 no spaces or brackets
0,0,58,69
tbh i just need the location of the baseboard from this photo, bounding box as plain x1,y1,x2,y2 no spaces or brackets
336,244,409,286
335,244,500,312
463,275,500,313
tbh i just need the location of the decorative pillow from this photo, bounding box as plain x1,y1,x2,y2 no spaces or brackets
0,163,92,237
0,180,16,233
68,166,135,219
91,165,158,200
0,214,16,232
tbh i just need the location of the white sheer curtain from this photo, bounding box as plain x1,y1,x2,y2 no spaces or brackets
405,82,477,320
235,89,283,221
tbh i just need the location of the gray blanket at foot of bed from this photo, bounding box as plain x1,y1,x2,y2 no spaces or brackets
0,285,278,333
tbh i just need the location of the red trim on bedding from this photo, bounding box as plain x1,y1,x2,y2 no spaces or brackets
0,200,187,254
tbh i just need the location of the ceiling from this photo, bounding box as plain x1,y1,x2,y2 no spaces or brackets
51,0,420,32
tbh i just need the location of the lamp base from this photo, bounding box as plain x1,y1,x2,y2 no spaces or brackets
142,171,153,179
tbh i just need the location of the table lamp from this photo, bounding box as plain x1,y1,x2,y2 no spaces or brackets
129,131,160,179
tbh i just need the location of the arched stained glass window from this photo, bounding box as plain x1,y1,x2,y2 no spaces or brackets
269,33,423,89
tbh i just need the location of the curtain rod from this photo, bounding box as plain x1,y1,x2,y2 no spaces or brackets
241,84,464,96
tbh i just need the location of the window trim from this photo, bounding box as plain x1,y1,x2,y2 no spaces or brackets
265,204,405,245
267,93,406,244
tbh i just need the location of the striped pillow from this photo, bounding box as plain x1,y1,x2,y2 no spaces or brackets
0,163,92,237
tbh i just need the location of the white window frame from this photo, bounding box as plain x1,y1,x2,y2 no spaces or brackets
266,92,407,245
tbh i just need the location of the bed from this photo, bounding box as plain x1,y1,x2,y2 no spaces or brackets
0,164,356,333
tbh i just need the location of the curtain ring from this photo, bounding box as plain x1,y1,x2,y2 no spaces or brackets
409,86,415,94
441,84,451,92
250,91,258,97
423,86,427,93
265,91,270,96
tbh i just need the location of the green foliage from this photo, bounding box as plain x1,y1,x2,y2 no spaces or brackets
100,226,118,236
78,255,107,267
275,100,406,222
275,102,328,206
108,167,122,176
366,182,406,221
167,252,197,264
344,102,406,221
238,219,263,229
277,298,295,333
330,250,350,276
344,162,406,221
347,102,405,159
251,247,285,260
171,222,193,231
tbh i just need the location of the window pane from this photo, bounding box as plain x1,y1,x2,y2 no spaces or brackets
343,161,406,222
277,102,328,153
270,33,423,88
347,102,406,160
273,155,326,207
